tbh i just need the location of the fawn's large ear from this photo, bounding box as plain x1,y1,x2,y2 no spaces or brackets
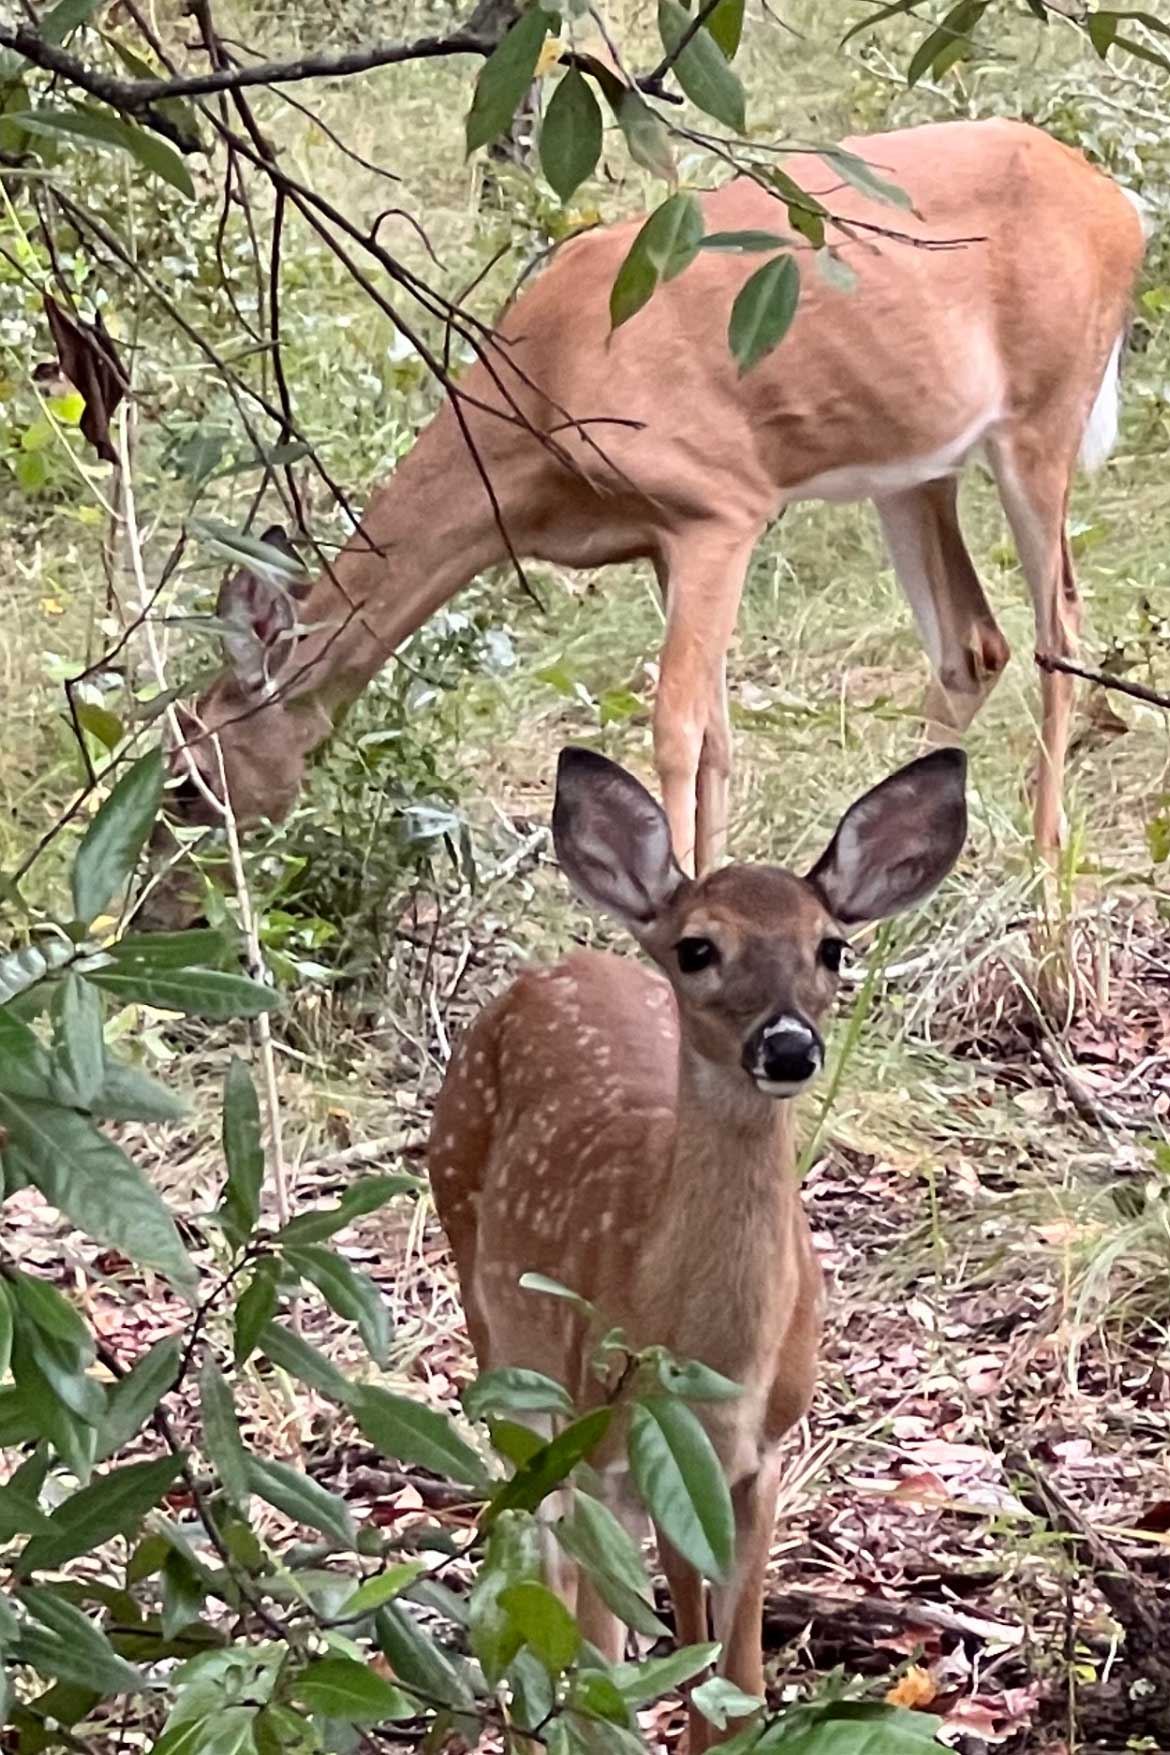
553,747,687,932
214,527,309,694
807,748,968,926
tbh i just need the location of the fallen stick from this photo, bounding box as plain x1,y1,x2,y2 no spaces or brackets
1036,652,1170,713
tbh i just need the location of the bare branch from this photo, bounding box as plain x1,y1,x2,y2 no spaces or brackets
1036,651,1170,712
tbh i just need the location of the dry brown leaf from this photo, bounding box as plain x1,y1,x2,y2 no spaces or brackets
885,1665,937,1709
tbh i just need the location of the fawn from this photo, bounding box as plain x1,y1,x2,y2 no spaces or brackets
430,745,968,1746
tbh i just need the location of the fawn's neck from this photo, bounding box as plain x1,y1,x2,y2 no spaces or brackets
640,1045,808,1375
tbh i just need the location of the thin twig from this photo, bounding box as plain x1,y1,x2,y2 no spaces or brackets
1036,651,1170,712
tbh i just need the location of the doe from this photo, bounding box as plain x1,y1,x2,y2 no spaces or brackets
429,745,968,1747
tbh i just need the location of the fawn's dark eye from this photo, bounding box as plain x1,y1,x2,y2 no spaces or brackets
676,936,720,974
818,937,847,974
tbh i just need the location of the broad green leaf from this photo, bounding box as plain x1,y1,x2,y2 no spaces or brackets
483,1407,612,1524
51,975,103,1109
463,1367,574,1423
219,1057,264,1250
350,1385,488,1489
151,1706,257,1755
234,1261,280,1366
610,191,704,329
753,1701,944,1753
190,519,308,581
728,253,800,375
259,1321,351,1401
9,105,194,194
627,1398,733,1582
488,1417,547,1468
469,1509,542,1685
816,248,859,293
245,1456,357,1548
553,1488,668,1637
375,1601,476,1708
88,1057,187,1124
18,1587,144,1694
540,68,602,202
7,1342,98,1480
497,1580,579,1673
655,1356,742,1401
0,1095,195,1291
273,1174,421,1246
18,1454,182,1574
766,165,828,245
13,1321,104,1428
87,965,279,1018
817,145,912,211
105,929,235,971
568,1668,634,1726
73,700,123,752
41,0,104,44
691,1675,762,1728
614,90,675,181
71,748,164,927
466,8,550,153
96,1336,180,1460
1111,28,1170,70
0,1008,55,1099
613,1641,720,1706
0,1480,55,1540
295,1655,414,1723
9,1271,93,1355
284,1245,391,1365
698,229,792,253
906,0,988,85
510,1646,557,1735
1088,10,1120,55
706,0,745,57
200,1361,250,1508
657,0,745,130
161,1548,206,1638
337,1562,426,1618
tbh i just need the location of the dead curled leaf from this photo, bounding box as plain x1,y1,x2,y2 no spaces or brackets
885,1664,937,1709
43,295,129,465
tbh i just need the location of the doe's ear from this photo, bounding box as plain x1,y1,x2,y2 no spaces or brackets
807,748,968,926
552,746,686,933
215,566,296,695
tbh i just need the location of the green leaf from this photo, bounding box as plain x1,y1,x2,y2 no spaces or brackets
375,1601,476,1708
0,1007,55,1099
234,1260,280,1367
87,965,279,1018
73,700,123,753
627,1398,733,1582
294,1656,413,1724
611,88,675,180
706,0,745,57
200,1361,251,1509
245,1456,357,1548
766,165,828,245
1111,29,1170,71
161,1548,206,1638
88,1056,187,1124
273,1174,422,1246
190,519,308,581
498,1580,579,1673
817,145,912,211
40,0,104,43
698,229,792,254
349,1385,488,1489
466,7,550,153
728,253,800,374
51,974,104,1109
613,1641,720,1707
568,1668,634,1726
540,68,602,202
840,0,919,45
815,247,859,293
469,1509,542,1685
906,0,988,85
553,1488,668,1638
657,0,745,130
284,1245,391,1365
483,1407,612,1524
96,1336,180,1460
18,1454,182,1574
517,1272,597,1316
0,1285,12,1382
691,1676,762,1728
9,1271,93,1354
754,1701,943,1753
71,748,164,928
151,1707,258,1755
0,1095,196,1291
259,1321,351,1401
610,190,704,329
9,104,195,194
219,1056,264,1250
0,1480,55,1540
106,929,235,972
337,1562,426,1618
463,1367,574,1423
18,1587,144,1694
488,1417,547,1468
655,1356,742,1401
0,940,74,1009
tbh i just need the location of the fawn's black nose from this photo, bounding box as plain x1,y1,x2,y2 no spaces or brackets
743,1014,824,1097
